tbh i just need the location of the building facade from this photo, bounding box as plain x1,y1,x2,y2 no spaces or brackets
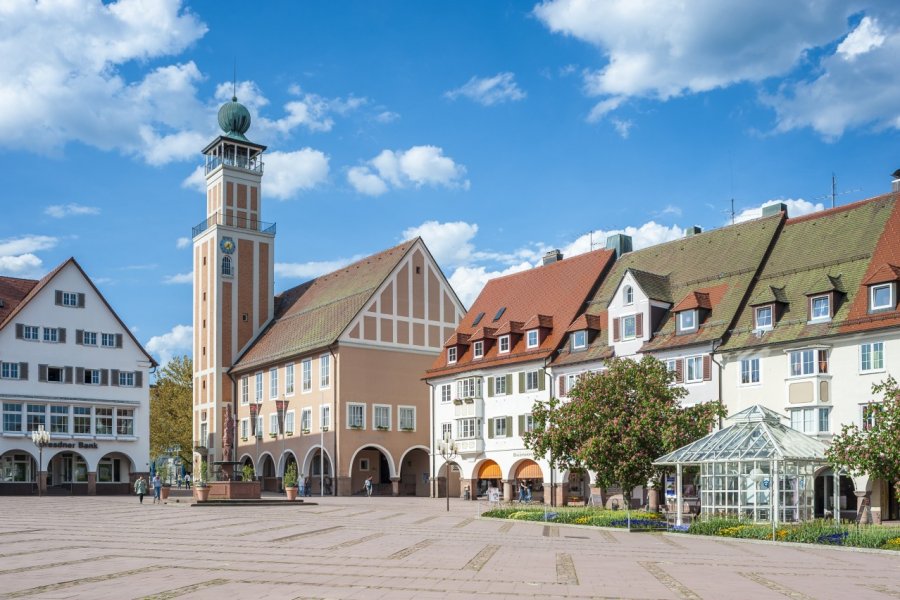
0,259,155,494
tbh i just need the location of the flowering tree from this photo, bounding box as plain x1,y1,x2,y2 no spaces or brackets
827,376,900,496
524,356,724,505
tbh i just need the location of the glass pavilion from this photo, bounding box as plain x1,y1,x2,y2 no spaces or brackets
654,405,833,525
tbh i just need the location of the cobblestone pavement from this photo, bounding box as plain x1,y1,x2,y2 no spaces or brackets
1,495,899,599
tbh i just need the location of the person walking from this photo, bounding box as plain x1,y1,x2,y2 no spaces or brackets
151,473,162,504
304,476,311,497
134,476,147,503
364,476,373,497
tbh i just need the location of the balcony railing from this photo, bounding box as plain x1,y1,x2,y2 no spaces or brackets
205,153,264,176
456,438,484,455
192,212,276,238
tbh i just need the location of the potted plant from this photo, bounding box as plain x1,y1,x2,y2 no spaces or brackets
283,462,299,501
301,428,310,435
242,463,255,482
401,426,414,432
376,425,389,431
195,460,210,502
286,430,294,437
269,432,277,438
158,463,171,501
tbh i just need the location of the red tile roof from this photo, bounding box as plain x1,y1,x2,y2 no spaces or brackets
0,276,38,326
566,313,603,333
425,247,615,378
861,263,900,285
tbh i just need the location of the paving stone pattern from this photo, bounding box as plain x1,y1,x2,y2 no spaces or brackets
0,495,898,599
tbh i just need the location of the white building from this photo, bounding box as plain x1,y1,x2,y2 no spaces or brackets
0,258,155,495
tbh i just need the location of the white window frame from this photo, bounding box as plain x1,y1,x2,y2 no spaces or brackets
221,255,233,277
860,341,885,373
739,358,760,385
269,367,278,399
269,413,279,436
118,371,135,387
285,363,295,396
301,359,312,393
240,418,249,440
23,326,39,341
321,405,331,431
319,354,330,389
678,310,697,332
0,362,20,380
494,375,506,396
241,376,249,405
494,416,507,438
788,348,827,377
810,295,830,322
440,384,451,403
373,405,392,431
448,347,457,363
457,377,482,399
623,285,633,305
285,410,295,434
572,330,587,350
524,414,535,434
83,331,97,346
622,315,636,340
62,292,78,307
498,335,510,354
473,341,483,359
84,369,101,385
755,305,773,330
564,373,577,396
300,408,311,432
861,403,878,431
525,370,539,392
441,422,452,440
685,356,703,383
458,417,477,439
347,403,365,429
101,333,116,348
43,327,59,343
255,372,263,402
256,416,263,438
526,329,539,349
789,407,830,435
870,283,894,311
665,359,677,374
398,406,415,431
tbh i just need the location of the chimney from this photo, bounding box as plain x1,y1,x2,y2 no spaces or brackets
685,225,702,237
762,202,788,218
892,169,900,192
605,233,633,258
542,249,563,266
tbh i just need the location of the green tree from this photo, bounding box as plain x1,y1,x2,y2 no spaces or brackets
150,355,193,470
524,356,723,507
827,376,900,496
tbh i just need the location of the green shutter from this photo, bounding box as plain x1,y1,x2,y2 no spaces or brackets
488,418,494,438
538,368,546,391
487,377,494,397
518,372,525,393
505,374,512,394
518,415,525,435
506,416,512,437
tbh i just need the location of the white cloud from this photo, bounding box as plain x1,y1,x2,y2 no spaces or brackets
611,118,633,139
145,324,193,366
348,146,469,196
837,16,886,60
0,235,58,257
375,111,400,123
734,198,825,223
275,258,359,280
181,165,205,193
235,83,367,136
0,0,208,162
402,221,479,268
559,221,686,259
176,237,190,249
448,263,534,308
0,234,57,277
44,203,100,218
163,272,192,284
445,72,527,106
264,149,330,200
0,254,43,276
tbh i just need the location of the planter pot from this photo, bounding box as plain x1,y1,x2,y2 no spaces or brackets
195,485,210,502
161,485,171,501
285,486,298,501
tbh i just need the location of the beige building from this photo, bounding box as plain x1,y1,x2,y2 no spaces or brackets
191,96,464,495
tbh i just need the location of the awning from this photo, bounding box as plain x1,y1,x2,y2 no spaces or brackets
515,460,542,479
478,460,501,479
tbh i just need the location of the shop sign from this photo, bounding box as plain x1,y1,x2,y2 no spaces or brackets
45,441,99,449
512,451,533,458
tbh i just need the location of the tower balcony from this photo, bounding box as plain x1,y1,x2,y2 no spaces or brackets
192,212,276,238
204,152,264,176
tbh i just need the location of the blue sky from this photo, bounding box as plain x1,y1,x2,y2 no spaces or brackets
2,1,899,365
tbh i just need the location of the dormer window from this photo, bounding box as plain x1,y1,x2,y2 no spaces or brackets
526,329,539,349
623,285,633,305
499,335,510,353
571,330,587,350
622,315,636,339
809,295,830,322
448,347,457,364
755,305,773,330
870,283,894,312
677,310,697,333
473,341,483,359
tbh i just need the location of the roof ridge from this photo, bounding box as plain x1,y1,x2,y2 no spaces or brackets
478,247,613,285
786,193,894,225
0,275,39,285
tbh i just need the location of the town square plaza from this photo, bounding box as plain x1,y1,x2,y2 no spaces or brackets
0,495,898,599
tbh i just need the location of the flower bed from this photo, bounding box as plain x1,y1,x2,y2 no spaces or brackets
482,507,666,529
685,517,900,550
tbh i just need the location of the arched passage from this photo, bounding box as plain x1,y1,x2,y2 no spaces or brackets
259,453,277,492
47,450,89,494
511,459,545,503
301,445,334,496
398,446,429,497
436,460,461,499
0,449,37,495
349,445,395,496
474,459,501,499
96,452,135,495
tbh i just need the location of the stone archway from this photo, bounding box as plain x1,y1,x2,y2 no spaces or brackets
474,459,502,499
96,452,135,495
349,445,395,496
47,451,89,494
239,454,255,480
436,460,461,499
398,446,429,497
302,446,334,496
259,453,277,492
0,449,37,495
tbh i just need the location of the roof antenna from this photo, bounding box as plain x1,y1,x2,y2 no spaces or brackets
813,172,860,209
232,58,237,100
722,198,735,225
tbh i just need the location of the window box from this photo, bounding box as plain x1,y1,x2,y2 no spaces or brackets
464,398,474,404
322,426,329,432
241,437,248,442
301,429,310,434
401,426,414,432
286,431,294,437
269,433,277,438
453,398,463,405
350,424,363,430
376,425,389,431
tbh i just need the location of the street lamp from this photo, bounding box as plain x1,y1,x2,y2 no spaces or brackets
31,427,50,497
437,433,458,512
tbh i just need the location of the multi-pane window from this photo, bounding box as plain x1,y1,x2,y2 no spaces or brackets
348,403,365,428
200,422,208,445
755,306,773,330
572,330,587,350
810,296,830,321
678,310,696,332
624,285,633,305
3,403,22,432
255,416,263,437
241,419,249,439
285,411,295,434
241,376,249,404
399,407,415,430
494,375,506,395
457,377,482,399
83,369,101,385
448,347,457,363
870,283,894,311
26,404,45,432
62,292,79,307
685,356,703,383
441,384,452,403
458,417,477,438
101,333,117,348
1,362,20,379
622,315,636,339
789,349,828,376
525,370,539,391
818,408,830,433
524,414,534,433
320,355,330,388
95,408,113,435
499,335,510,353
50,405,68,433
117,409,134,435
665,359,678,374
441,422,452,440
564,373,578,396
740,358,760,385
526,330,539,348
269,368,278,399
321,405,331,430
255,373,263,402
494,417,507,437
473,341,483,359
74,407,91,434
269,413,279,435
83,331,97,345
302,359,312,392
23,325,39,340
790,407,829,434
43,327,59,343
374,405,390,430
118,372,135,387
301,408,311,432
221,256,233,276
861,404,878,431
860,342,885,372
286,363,295,395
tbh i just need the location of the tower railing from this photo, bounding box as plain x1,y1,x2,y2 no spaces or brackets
191,212,276,238
205,153,264,175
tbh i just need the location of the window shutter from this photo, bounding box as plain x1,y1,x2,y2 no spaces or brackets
111,369,120,386
558,376,565,397
635,313,643,337
613,318,620,342
506,416,512,437
505,374,512,393
487,377,494,397
135,371,143,388
807,296,812,321
58,328,66,343
115,334,123,348
518,415,525,435
55,290,62,305
75,329,83,345
703,355,712,381
64,366,73,383
675,359,684,383
77,293,85,308
76,367,84,384
538,368,546,391
488,418,494,438
518,372,525,393
38,364,47,382
19,363,28,380
15,324,23,339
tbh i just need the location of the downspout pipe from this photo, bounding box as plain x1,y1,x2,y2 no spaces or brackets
426,381,436,499
543,354,557,507
328,345,338,495
710,339,725,430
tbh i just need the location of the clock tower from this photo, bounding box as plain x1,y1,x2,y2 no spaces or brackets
191,96,275,478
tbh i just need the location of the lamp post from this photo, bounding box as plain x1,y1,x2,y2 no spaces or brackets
31,427,50,497
437,433,458,512
250,402,260,481
276,399,289,491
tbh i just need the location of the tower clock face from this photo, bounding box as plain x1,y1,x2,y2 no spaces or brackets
220,237,236,255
